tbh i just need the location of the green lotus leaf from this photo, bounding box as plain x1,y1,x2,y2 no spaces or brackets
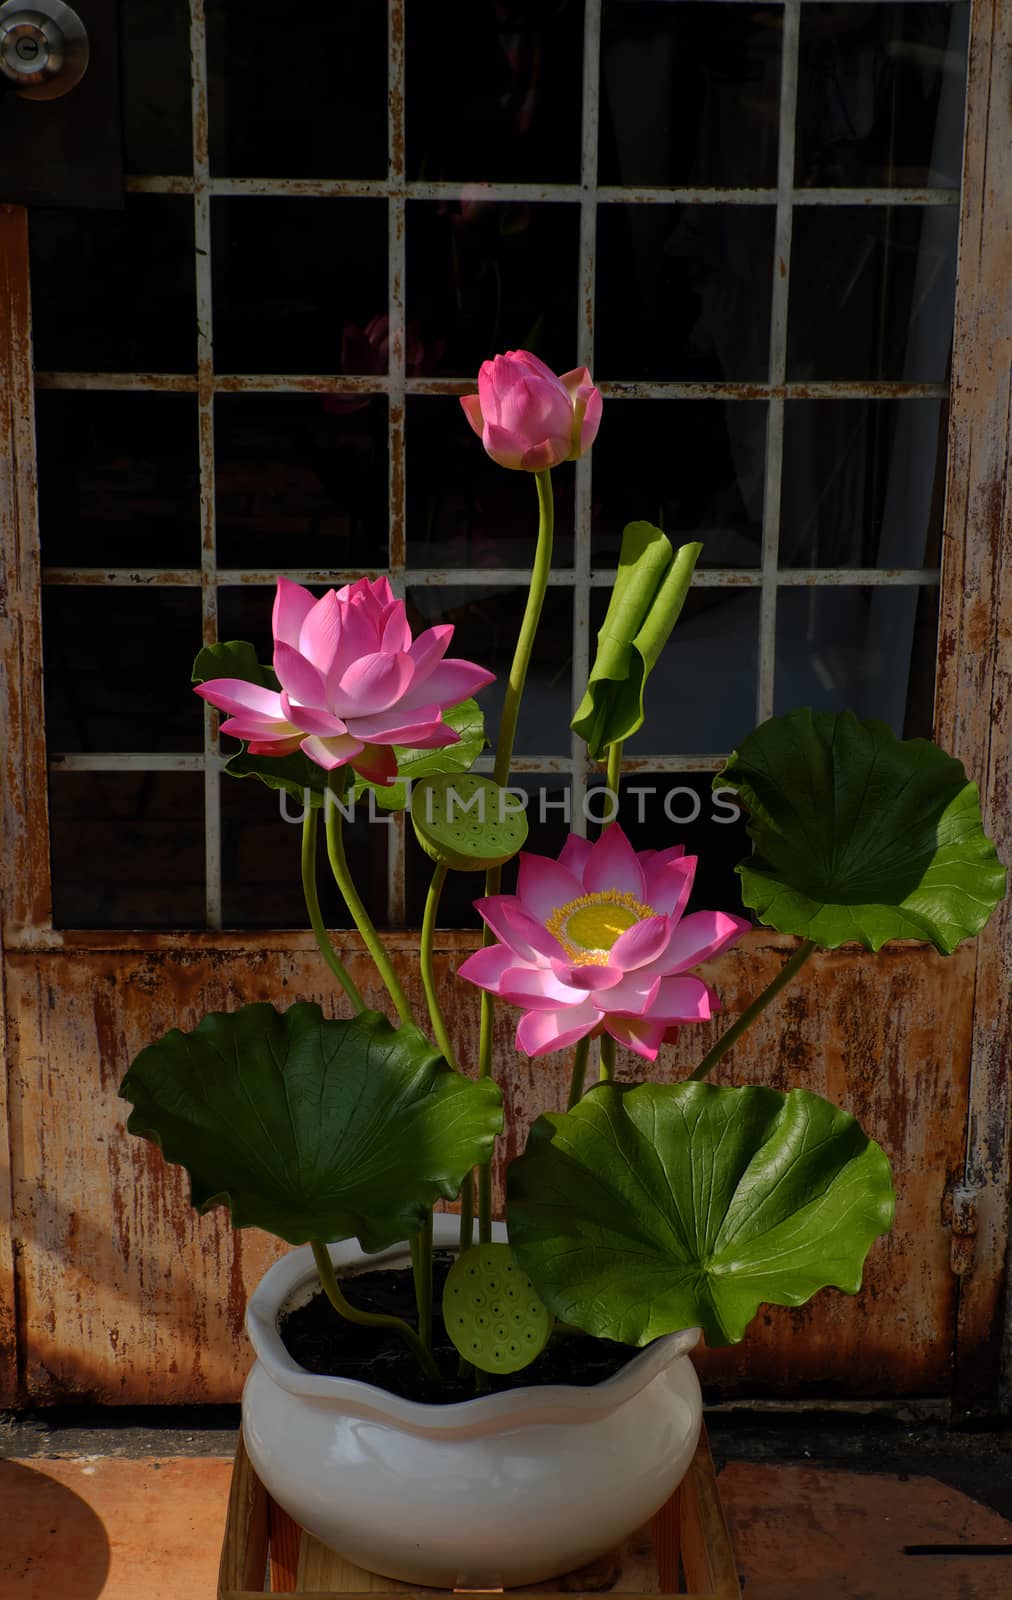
350,699,488,814
716,709,1005,953
119,1003,503,1250
192,639,280,693
411,773,528,871
507,1081,895,1349
571,524,702,760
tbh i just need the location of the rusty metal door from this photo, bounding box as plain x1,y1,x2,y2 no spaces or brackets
1,0,1009,1416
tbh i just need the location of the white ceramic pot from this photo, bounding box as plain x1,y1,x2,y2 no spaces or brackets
242,1216,702,1589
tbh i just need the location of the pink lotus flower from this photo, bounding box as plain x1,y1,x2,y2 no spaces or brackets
196,577,495,786
458,825,750,1061
461,350,602,472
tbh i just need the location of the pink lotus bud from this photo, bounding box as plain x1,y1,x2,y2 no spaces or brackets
460,350,603,472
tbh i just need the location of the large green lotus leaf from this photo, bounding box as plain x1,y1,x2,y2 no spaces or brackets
120,1004,503,1250
571,525,702,759
507,1081,895,1349
716,709,1005,954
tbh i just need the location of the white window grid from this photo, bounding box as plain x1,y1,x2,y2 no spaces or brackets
36,0,956,929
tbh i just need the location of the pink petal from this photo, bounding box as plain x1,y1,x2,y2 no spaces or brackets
345,704,448,743
407,624,454,682
649,975,716,1022
558,834,593,880
273,641,328,708
279,695,349,738
603,1015,667,1062
559,365,593,397
381,603,412,654
272,577,316,650
474,897,565,964
219,712,298,739
299,733,364,772
457,944,517,993
516,1002,600,1059
460,393,485,438
609,915,672,972
583,824,646,900
350,742,399,786
574,384,603,457
195,678,285,719
520,436,568,471
395,658,495,714
245,734,304,757
482,421,525,470
496,966,588,1012
655,911,752,975
513,350,563,385
332,651,414,717
326,599,385,690
298,591,343,674
646,853,697,919
515,853,583,923
595,972,661,1018
550,958,623,992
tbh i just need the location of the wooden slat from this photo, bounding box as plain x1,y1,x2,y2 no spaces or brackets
270,1498,305,1593
934,0,1012,1419
217,1433,269,1598
677,1436,741,1600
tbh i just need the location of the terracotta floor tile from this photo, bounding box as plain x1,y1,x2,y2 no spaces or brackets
0,1456,233,1600
719,1461,1012,1600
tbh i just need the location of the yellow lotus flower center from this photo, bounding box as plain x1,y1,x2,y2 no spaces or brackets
546,890,655,966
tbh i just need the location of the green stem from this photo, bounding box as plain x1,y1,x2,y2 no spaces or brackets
690,938,818,1082
323,777,414,1027
475,467,555,1243
605,741,623,809
311,1240,440,1382
410,1212,434,1354
420,863,456,1066
599,1033,616,1084
567,1035,591,1110
301,808,366,1012
458,1171,474,1256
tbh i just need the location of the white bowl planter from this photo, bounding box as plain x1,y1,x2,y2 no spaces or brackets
242,1216,702,1589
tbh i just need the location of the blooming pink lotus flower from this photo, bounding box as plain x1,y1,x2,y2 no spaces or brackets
461,350,602,472
196,577,495,786
458,825,750,1061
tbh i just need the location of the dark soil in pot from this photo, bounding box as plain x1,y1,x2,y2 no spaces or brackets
279,1250,637,1405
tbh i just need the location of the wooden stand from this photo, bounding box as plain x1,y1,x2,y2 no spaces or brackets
218,1426,741,1599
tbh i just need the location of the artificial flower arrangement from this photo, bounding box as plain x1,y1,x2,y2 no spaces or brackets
119,351,1004,1587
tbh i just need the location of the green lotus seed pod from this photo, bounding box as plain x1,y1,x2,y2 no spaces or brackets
443,1242,552,1375
411,774,528,873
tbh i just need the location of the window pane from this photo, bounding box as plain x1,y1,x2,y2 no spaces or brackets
122,0,192,175
211,198,388,375
30,199,196,373
406,202,580,379
37,393,200,570
787,206,959,382
406,585,572,756
42,588,204,753
600,774,750,918
592,400,766,569
49,772,204,928
405,396,576,570
600,1,782,188
774,584,939,738
215,395,388,571
780,400,946,569
796,3,969,189
406,0,585,183
207,0,387,178
595,205,775,381
589,588,760,754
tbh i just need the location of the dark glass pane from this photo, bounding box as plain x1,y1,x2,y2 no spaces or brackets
122,0,193,175
595,206,775,381
600,774,750,919
600,2,782,187
37,393,199,569
217,584,290,664
780,400,947,569
405,396,575,569
589,587,760,754
211,198,388,374
207,0,387,178
30,199,196,372
49,772,204,928
405,0,584,183
405,585,571,756
215,395,389,570
220,776,388,929
591,400,766,569
42,587,204,752
787,206,959,382
796,3,969,188
774,584,939,738
406,202,580,379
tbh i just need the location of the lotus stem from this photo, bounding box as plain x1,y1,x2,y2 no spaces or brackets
420,863,456,1066
300,808,366,1012
690,938,818,1081
323,776,414,1028
606,741,623,808
311,1240,440,1383
599,1034,616,1084
567,1035,592,1109
409,1211,434,1354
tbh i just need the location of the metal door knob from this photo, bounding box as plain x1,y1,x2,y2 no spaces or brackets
0,0,88,100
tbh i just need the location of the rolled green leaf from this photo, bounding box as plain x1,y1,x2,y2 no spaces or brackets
120,1003,503,1251
508,1080,895,1349
571,524,702,760
716,708,1006,953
